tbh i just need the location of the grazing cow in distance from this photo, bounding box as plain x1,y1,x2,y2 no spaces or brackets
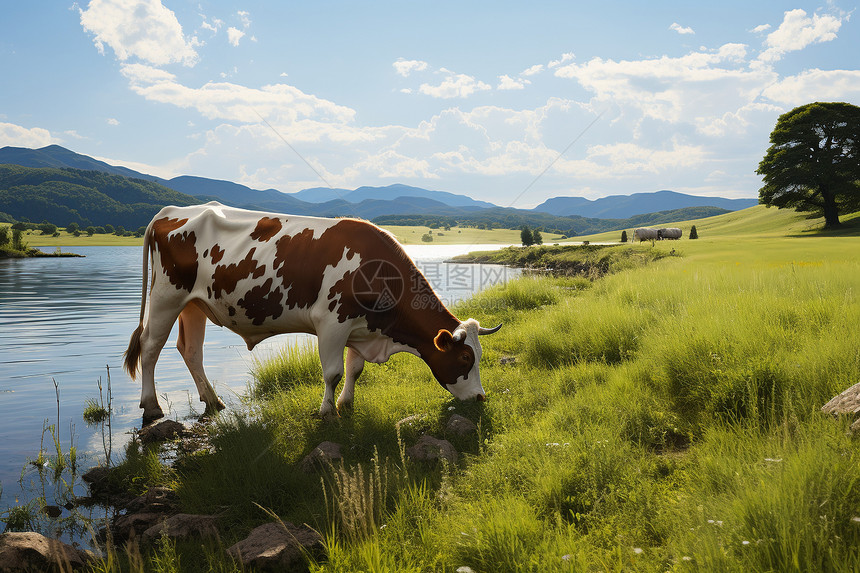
633,227,659,242
124,202,501,422
658,227,682,240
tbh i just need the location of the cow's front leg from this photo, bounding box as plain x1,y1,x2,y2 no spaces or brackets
317,335,347,420
337,348,365,415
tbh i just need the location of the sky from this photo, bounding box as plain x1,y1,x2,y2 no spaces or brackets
1,1,859,208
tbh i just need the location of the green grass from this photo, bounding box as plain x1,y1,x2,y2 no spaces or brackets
81,206,860,572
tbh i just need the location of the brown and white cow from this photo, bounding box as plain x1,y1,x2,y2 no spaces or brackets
124,202,501,422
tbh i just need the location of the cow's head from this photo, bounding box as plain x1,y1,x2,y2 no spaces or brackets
429,318,501,401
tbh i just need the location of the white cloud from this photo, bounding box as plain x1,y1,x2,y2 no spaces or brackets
0,122,56,148
119,63,357,126
418,72,491,98
521,64,544,77
761,68,860,106
79,0,199,66
107,118,120,125
498,74,530,90
227,26,245,46
200,15,221,33
751,23,771,34
670,22,695,35
393,59,428,77
758,9,842,62
548,53,575,69
554,43,761,125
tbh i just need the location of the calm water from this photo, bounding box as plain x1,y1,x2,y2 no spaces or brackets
0,244,518,517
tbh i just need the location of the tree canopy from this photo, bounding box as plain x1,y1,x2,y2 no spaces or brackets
757,102,860,227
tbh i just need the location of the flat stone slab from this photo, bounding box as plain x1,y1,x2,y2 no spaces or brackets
228,521,324,572
822,381,860,416
141,513,219,544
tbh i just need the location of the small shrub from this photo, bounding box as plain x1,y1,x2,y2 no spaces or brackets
0,226,9,247
421,233,433,242
689,225,698,239
12,229,26,251
83,398,109,424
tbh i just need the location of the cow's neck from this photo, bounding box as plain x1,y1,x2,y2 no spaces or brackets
387,271,460,361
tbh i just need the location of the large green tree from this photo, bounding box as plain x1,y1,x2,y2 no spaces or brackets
757,102,860,228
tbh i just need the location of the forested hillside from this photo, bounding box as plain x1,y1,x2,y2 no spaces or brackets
0,165,200,228
374,205,730,237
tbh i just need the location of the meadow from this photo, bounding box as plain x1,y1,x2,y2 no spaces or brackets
8,206,860,572
1,223,563,248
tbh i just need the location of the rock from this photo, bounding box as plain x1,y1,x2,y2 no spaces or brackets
141,513,219,544
446,414,477,436
852,418,860,433
406,435,458,465
499,355,517,366
0,531,93,571
300,441,342,473
43,505,63,518
113,512,164,541
123,486,178,515
823,381,860,417
138,419,185,444
228,521,324,572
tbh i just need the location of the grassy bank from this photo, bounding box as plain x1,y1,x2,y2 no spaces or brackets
1,223,561,248
66,208,860,572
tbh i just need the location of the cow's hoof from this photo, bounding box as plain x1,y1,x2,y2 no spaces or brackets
142,408,164,425
336,401,354,418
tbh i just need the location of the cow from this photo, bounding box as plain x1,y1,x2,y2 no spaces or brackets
124,202,501,423
633,227,658,242
657,227,682,240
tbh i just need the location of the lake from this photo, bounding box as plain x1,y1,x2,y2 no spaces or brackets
0,244,518,523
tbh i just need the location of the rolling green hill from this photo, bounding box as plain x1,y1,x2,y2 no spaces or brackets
574,204,860,242
0,164,200,229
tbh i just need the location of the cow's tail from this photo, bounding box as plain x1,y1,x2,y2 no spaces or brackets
124,226,151,380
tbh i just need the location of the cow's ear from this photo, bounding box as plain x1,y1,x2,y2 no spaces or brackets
434,329,455,352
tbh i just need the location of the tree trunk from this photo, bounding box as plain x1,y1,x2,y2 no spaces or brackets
821,189,841,227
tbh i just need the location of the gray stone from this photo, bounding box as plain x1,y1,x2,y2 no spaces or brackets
823,381,860,417
406,435,458,464
113,512,164,541
138,419,185,444
0,531,92,572
123,486,178,514
446,414,477,436
228,521,324,572
499,356,517,366
141,513,219,544
300,441,343,473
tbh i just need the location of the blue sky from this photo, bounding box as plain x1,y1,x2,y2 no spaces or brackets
1,1,858,207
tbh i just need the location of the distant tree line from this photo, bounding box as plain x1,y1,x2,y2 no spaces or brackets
374,206,730,237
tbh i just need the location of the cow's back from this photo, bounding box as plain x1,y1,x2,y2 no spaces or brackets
147,203,407,341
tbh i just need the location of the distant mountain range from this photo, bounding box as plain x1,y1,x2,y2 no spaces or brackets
0,144,758,233
534,191,756,219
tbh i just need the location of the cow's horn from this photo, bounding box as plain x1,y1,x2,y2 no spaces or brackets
478,324,502,335
452,329,466,342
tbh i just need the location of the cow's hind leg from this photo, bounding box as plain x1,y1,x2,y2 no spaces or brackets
177,302,226,416
138,308,181,424
336,348,364,415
